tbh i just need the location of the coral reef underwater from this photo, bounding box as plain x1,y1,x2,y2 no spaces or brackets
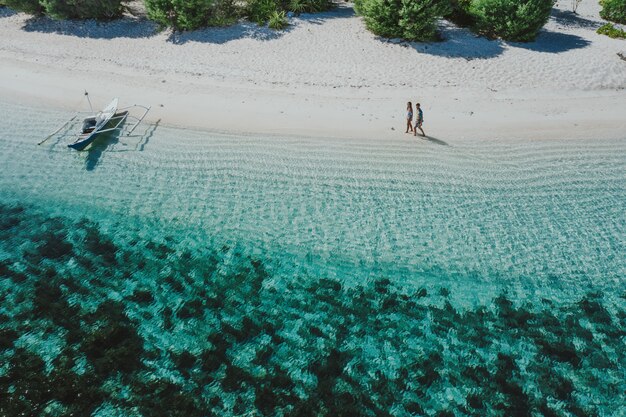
0,202,624,417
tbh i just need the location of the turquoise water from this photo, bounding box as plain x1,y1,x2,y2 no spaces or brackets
0,100,624,416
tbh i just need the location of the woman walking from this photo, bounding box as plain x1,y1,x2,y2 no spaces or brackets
406,102,414,133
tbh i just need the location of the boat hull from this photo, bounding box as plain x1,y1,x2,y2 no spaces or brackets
68,131,98,151
68,111,128,150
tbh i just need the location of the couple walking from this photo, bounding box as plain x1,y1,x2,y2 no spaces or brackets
406,102,425,137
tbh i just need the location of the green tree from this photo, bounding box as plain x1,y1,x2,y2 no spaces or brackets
355,0,451,41
600,0,626,23
399,0,451,40
246,0,279,24
4,0,124,19
446,0,473,25
355,0,404,38
4,0,44,14
468,0,555,41
39,0,125,19
288,0,333,14
145,0,234,30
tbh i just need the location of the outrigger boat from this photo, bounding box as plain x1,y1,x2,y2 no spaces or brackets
67,98,151,150
69,98,121,150
39,95,151,150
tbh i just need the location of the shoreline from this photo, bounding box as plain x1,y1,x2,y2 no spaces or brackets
1,2,625,143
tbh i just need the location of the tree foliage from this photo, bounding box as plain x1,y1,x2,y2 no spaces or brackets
268,9,288,28
355,0,403,38
288,0,333,14
4,0,124,19
41,0,124,19
597,21,626,37
399,0,452,40
144,0,330,29
146,0,212,30
4,0,44,14
600,0,626,24
355,0,555,42
446,0,473,25
468,0,555,41
247,0,279,24
355,0,450,40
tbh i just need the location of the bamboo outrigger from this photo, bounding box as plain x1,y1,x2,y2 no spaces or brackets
39,95,151,150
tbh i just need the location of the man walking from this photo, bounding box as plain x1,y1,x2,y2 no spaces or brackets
414,103,425,137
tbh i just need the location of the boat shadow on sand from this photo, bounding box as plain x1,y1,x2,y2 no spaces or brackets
84,119,159,171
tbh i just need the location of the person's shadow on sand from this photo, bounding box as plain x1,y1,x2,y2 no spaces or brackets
418,135,449,146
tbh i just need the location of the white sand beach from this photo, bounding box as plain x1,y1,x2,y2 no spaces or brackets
1,1,625,141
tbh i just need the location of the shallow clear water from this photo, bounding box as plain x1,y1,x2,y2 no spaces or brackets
0,101,624,416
